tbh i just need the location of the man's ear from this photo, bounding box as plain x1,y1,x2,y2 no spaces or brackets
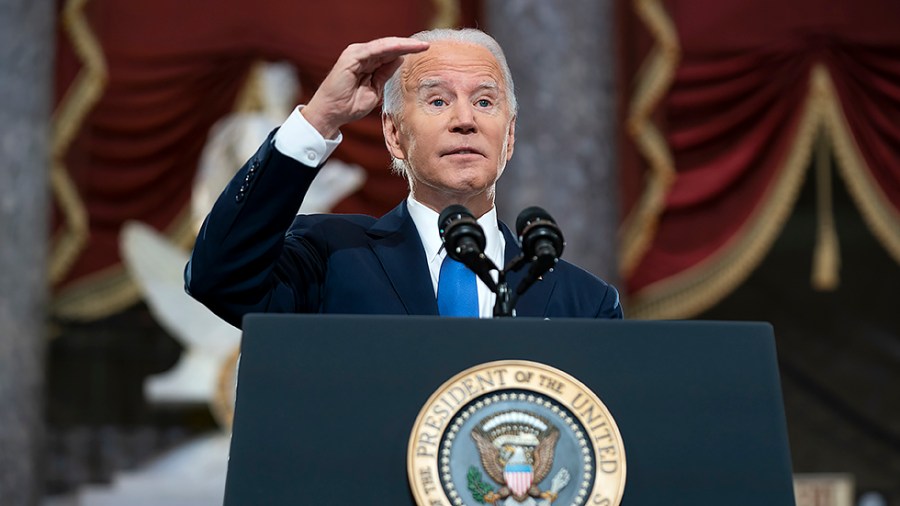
505,116,517,161
382,112,406,160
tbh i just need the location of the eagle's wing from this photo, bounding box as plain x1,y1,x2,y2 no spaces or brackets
471,430,505,485
532,428,560,483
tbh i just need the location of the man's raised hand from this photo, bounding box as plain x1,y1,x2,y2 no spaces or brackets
301,37,429,139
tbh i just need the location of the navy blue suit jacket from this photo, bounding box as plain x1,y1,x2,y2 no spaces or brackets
186,134,623,328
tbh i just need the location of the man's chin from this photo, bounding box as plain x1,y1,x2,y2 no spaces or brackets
442,160,499,179
417,178,494,199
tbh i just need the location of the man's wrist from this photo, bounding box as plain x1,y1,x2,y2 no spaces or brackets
300,104,341,140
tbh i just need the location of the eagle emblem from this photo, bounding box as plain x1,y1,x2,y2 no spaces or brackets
470,410,571,505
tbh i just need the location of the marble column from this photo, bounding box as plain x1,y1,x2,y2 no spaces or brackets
486,1,619,283
0,0,54,503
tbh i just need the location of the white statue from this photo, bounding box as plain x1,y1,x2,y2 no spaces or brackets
121,61,365,425
101,61,365,506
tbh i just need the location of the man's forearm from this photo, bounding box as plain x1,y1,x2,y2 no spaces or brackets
185,131,323,327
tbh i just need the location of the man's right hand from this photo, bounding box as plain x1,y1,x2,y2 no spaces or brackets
301,37,430,140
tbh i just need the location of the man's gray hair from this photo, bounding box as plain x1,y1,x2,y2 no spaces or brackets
382,28,517,177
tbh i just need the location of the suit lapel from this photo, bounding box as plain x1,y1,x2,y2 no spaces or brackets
500,222,555,317
368,201,439,315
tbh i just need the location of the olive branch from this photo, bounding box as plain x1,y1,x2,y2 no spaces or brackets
467,466,495,504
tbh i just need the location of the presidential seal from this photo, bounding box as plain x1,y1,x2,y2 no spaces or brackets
408,361,626,506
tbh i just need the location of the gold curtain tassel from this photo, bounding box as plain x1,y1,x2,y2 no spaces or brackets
812,129,841,291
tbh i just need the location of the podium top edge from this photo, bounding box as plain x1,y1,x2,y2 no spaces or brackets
242,313,773,330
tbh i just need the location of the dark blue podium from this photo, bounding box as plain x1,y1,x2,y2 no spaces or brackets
223,315,795,505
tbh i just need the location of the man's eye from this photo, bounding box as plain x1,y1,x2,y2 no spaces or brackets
431,99,446,107
477,99,491,107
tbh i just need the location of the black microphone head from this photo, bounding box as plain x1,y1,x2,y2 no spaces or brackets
438,204,486,262
516,206,564,260
438,204,474,239
516,206,556,237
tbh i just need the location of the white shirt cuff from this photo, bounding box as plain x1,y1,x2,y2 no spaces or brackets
273,106,342,166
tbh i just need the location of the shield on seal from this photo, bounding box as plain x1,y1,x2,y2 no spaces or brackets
504,462,534,498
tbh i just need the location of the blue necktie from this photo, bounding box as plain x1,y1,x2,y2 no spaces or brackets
437,256,479,317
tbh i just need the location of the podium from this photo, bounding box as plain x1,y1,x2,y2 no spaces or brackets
223,315,795,505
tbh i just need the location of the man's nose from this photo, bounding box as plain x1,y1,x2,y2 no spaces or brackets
449,102,477,134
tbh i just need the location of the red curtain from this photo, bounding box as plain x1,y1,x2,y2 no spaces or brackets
52,0,479,319
618,0,900,318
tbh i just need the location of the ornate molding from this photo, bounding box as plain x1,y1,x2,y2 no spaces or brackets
50,0,106,284
619,0,681,278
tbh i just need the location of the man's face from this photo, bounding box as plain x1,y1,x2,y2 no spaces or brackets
383,40,516,213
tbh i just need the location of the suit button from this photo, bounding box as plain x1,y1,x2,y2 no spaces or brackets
244,173,253,183
235,193,244,203
250,160,260,171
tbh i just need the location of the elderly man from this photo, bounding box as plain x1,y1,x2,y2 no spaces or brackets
185,28,622,327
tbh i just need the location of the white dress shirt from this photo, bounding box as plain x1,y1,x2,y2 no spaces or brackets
273,106,506,318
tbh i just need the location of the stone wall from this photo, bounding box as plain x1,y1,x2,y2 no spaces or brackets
0,0,54,503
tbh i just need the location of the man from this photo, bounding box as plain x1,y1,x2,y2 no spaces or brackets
185,28,622,328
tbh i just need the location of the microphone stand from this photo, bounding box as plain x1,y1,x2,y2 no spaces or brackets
492,254,527,317
493,272,513,317
492,252,561,317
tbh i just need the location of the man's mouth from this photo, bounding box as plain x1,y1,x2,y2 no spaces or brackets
442,147,484,157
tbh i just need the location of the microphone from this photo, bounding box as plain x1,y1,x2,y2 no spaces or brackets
438,205,498,290
439,205,486,263
515,207,565,295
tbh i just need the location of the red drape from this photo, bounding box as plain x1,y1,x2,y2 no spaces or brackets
52,0,479,319
618,0,900,318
